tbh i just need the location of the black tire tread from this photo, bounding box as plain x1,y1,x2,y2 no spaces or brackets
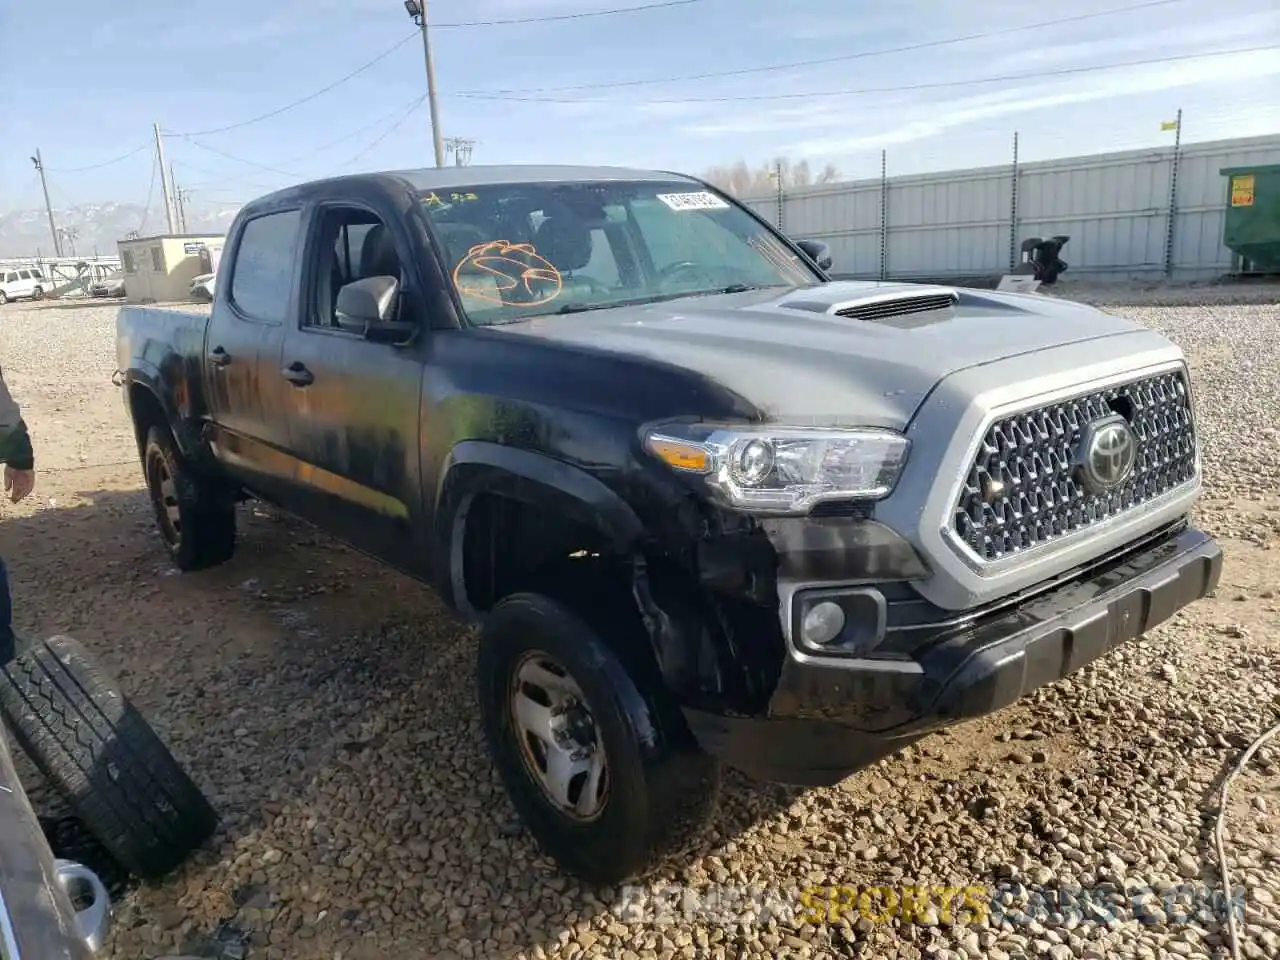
144,425,235,571
0,635,217,879
479,592,720,885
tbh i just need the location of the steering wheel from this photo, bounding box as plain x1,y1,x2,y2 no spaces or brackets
656,261,707,287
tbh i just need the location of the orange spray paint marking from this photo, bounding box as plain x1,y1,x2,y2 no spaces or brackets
452,240,563,307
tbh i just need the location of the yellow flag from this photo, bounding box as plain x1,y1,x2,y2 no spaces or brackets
1160,119,1179,131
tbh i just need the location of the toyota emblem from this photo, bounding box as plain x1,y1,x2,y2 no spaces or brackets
1078,414,1137,494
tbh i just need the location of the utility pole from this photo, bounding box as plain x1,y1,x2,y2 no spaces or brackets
404,1,445,167
171,164,189,232
153,122,176,234
31,150,62,257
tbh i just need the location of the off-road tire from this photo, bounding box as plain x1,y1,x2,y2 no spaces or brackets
477,592,721,885
0,635,218,880
143,425,235,571
31,286,43,301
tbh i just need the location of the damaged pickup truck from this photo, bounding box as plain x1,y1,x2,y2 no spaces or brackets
115,164,1222,883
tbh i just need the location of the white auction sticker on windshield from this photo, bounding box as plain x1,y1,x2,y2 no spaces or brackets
656,191,730,211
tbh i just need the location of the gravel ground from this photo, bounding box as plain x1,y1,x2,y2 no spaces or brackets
0,284,1276,960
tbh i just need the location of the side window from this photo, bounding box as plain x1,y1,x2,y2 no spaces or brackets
3,273,16,283
304,207,399,330
231,210,302,322
18,270,31,280
121,251,135,274
150,246,164,272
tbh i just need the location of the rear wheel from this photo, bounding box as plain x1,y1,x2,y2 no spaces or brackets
0,291,8,305
477,592,720,885
142,425,235,571
31,286,43,301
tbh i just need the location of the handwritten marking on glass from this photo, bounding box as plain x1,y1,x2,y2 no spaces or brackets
452,240,563,306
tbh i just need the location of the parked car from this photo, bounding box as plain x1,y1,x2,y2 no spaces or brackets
90,276,126,298
189,272,215,301
0,266,54,304
114,164,1221,884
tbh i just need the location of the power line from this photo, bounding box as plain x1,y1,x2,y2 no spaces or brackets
435,0,700,27
46,143,151,173
454,44,1280,104
168,31,419,137
137,154,158,236
455,0,1192,94
340,95,428,168
174,135,301,179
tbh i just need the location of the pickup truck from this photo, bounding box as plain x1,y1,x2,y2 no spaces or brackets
115,164,1222,884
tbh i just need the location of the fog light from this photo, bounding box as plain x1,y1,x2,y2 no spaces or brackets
801,601,845,646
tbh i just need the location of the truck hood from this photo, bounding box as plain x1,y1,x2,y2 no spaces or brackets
491,281,1148,429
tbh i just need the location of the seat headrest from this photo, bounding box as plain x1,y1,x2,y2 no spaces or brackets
533,216,593,272
359,224,401,279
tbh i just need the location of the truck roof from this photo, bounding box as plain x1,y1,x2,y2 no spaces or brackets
393,164,699,190
242,164,703,211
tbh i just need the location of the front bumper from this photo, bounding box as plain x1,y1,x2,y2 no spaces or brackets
683,525,1222,786
0,726,105,958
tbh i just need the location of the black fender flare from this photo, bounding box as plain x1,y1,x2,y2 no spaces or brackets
122,366,200,459
435,440,645,617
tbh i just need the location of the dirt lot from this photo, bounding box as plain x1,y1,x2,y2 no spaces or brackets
0,284,1278,960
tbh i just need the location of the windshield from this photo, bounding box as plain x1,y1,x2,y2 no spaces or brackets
418,179,822,325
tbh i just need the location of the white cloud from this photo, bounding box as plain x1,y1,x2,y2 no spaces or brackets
779,48,1280,156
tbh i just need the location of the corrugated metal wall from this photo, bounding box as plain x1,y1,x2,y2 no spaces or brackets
741,134,1280,281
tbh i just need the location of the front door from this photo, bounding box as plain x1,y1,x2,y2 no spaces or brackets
202,206,303,503
276,202,425,572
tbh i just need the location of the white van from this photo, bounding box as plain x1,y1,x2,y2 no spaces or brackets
0,266,53,304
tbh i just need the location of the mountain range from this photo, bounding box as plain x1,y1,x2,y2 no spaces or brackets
0,202,241,259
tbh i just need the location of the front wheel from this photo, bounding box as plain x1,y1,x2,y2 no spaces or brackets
142,425,236,571
30,286,43,301
0,291,8,305
477,593,720,885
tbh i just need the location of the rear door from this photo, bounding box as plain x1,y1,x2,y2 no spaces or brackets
202,205,305,503
275,199,426,572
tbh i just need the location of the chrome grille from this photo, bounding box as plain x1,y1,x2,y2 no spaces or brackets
834,293,957,322
952,370,1197,563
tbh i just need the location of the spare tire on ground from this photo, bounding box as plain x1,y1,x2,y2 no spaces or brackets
0,634,217,880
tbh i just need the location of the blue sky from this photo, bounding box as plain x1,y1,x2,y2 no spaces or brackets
2,0,1278,217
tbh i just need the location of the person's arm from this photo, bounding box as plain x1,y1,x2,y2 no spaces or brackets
0,367,34,471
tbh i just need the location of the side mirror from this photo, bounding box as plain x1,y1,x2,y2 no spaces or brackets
334,276,417,343
794,239,833,272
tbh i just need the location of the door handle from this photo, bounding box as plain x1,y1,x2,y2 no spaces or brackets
282,362,314,387
207,346,231,366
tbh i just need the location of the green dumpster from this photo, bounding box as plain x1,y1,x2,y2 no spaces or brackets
1219,163,1280,273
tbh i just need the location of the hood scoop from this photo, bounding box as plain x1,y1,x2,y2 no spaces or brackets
779,284,960,324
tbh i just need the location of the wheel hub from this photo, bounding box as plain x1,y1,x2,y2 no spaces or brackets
509,652,609,821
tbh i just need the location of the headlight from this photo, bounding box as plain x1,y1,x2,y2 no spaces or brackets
642,423,909,514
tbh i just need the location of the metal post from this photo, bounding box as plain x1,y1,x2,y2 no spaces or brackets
154,123,176,234
32,149,62,257
775,161,784,232
1009,131,1020,272
1163,108,1182,277
879,150,888,281
417,2,446,168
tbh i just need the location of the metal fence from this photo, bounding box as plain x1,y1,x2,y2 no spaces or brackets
0,256,122,298
740,133,1280,282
